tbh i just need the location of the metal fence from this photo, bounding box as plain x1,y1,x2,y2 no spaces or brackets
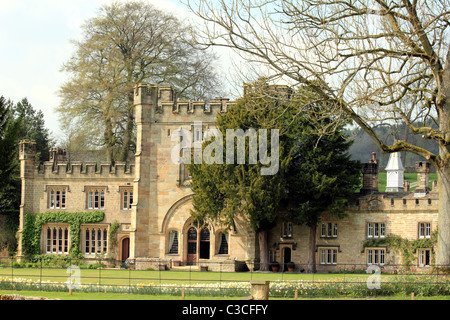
0,257,449,298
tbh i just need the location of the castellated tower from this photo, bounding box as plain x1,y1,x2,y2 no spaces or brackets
17,140,37,257
130,84,257,267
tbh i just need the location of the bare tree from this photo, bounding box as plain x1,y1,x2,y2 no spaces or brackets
59,1,223,162
186,0,450,266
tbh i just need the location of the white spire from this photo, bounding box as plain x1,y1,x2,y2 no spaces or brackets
385,152,405,171
385,152,405,192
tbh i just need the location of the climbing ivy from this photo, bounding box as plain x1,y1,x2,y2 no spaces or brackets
22,211,105,258
363,231,437,267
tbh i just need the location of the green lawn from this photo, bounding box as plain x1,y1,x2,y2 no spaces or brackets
0,289,448,300
0,267,372,286
377,172,437,192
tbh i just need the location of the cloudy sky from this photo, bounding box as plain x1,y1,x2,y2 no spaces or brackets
0,0,238,142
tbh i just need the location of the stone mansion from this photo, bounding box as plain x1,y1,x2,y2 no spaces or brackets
17,84,439,271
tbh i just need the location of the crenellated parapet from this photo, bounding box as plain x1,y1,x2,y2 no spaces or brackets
134,83,234,122
35,161,134,179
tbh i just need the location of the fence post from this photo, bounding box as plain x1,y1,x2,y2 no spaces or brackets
10,256,13,287
250,281,270,300
40,258,43,291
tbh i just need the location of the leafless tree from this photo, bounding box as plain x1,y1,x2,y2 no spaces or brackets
186,0,450,266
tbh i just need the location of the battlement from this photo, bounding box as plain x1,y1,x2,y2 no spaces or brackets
35,161,134,179
134,83,235,120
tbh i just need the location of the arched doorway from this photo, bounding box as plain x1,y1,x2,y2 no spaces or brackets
186,226,211,265
121,237,130,262
187,227,197,265
199,228,210,259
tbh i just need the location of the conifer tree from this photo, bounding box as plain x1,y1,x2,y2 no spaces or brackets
286,111,361,273
188,88,292,271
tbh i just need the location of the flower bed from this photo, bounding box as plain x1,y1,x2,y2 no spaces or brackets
0,275,448,298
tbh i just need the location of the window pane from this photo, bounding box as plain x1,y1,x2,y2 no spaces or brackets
94,191,99,209
88,191,93,209
200,228,210,241
103,229,107,253
56,191,61,208
50,190,55,208
188,227,197,240
47,228,51,253
218,233,228,254
58,228,63,252
52,228,57,252
97,229,102,253
100,190,105,209
129,191,133,209
61,191,66,209
85,229,90,253
64,228,68,253
91,230,95,253
123,191,128,210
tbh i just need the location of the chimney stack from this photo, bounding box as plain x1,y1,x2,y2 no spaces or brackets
361,152,379,195
414,161,430,195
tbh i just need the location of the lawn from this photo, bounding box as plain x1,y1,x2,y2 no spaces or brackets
1,266,449,299
377,172,437,192
0,267,372,287
0,289,448,300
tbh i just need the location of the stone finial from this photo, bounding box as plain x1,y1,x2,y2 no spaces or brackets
19,140,36,160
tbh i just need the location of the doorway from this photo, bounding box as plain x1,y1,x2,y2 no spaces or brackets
282,247,291,271
121,237,130,262
187,227,197,265
199,228,210,259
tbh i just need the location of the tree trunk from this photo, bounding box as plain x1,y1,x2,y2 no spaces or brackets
308,224,317,273
119,94,134,162
258,229,269,271
104,117,115,163
436,165,450,267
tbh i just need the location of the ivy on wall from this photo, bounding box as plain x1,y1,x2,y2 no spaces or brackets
363,231,437,267
22,211,105,258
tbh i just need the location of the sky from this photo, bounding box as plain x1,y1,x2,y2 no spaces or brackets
0,0,238,142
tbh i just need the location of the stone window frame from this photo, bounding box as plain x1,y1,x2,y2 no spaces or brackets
46,185,69,210
365,247,386,266
318,247,338,265
320,222,338,238
418,222,431,239
281,222,293,239
43,223,70,255
216,230,229,255
85,186,107,210
418,248,432,267
167,229,179,255
120,186,133,211
81,225,108,255
366,222,386,239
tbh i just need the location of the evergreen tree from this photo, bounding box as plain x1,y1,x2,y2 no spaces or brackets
286,115,361,273
188,88,292,271
0,96,22,194
12,98,52,162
